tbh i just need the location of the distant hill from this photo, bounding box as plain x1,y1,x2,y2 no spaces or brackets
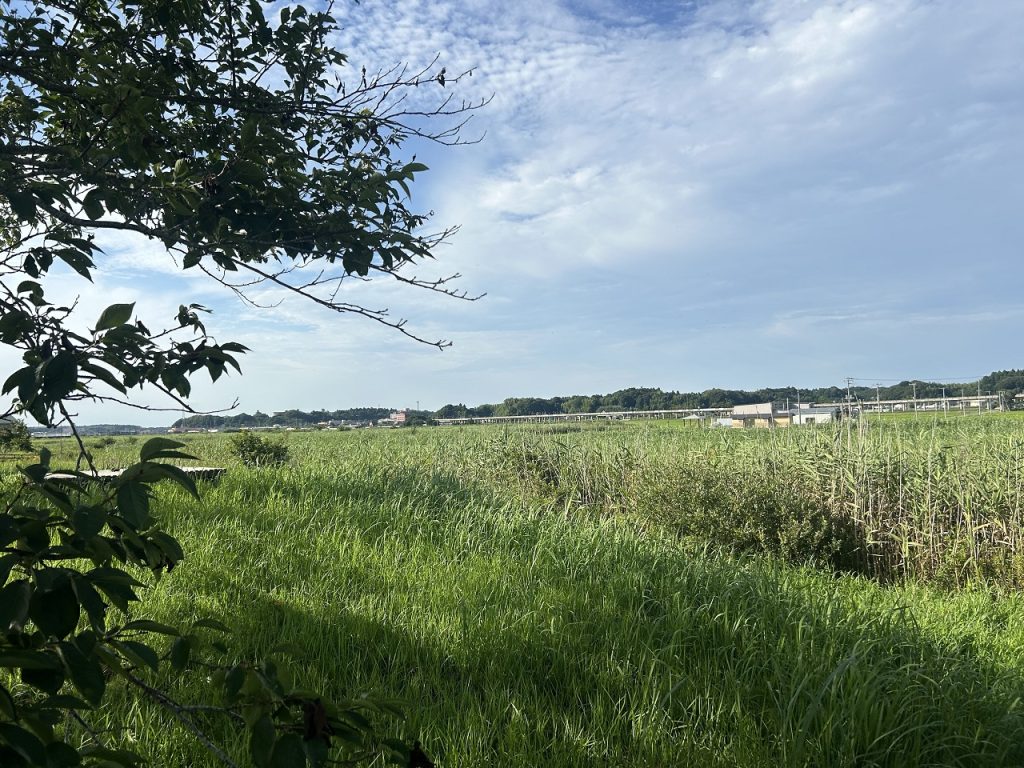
435,370,1024,418
171,408,396,430
159,369,1024,430
28,424,168,436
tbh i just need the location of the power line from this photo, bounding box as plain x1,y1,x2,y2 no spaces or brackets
846,374,991,383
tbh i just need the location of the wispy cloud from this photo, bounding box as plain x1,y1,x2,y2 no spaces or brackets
30,0,1023,423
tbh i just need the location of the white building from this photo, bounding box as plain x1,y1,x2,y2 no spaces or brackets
790,405,840,426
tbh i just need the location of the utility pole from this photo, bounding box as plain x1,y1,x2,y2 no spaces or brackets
978,382,983,415
942,386,947,414
845,377,855,419
912,381,917,413
875,383,881,414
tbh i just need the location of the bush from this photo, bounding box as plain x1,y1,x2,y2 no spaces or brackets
230,431,289,467
0,418,32,452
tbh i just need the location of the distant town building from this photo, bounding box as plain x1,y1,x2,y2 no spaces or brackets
731,403,791,429
731,403,840,428
790,405,841,426
375,410,409,427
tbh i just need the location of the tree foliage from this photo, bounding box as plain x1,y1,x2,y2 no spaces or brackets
173,408,393,430
0,419,32,452
1,0,479,763
434,372,1015,419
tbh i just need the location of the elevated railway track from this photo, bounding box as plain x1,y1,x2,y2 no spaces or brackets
435,408,733,426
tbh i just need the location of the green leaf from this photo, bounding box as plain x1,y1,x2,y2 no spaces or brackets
37,694,92,710
113,640,160,672
2,366,32,396
21,665,65,695
59,641,106,706
5,190,37,221
86,568,142,613
138,437,189,462
0,553,18,587
40,351,78,400
120,619,180,636
250,714,275,768
150,530,184,565
169,636,191,671
269,733,306,768
56,247,95,280
71,575,107,633
143,463,199,499
95,302,135,331
116,481,151,528
29,578,80,639
44,740,82,767
0,683,15,719
81,362,127,394
0,722,47,765
0,649,61,670
302,738,330,768
0,517,17,549
224,665,245,702
0,580,32,632
191,617,232,633
82,188,104,220
72,505,107,538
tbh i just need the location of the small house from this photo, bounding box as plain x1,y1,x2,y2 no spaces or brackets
790,405,840,426
731,403,791,429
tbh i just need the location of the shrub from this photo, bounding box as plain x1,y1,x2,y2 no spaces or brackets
230,431,289,467
0,418,32,452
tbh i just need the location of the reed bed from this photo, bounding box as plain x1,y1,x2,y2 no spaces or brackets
431,416,1024,589
17,416,1024,765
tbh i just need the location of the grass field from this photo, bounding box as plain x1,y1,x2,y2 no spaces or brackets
12,417,1024,766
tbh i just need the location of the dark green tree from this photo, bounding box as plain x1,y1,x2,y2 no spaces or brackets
0,0,482,764
0,418,32,452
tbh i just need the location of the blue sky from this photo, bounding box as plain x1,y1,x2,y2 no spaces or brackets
14,0,1024,424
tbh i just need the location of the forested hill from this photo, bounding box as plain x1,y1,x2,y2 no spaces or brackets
435,369,1024,419
172,408,393,429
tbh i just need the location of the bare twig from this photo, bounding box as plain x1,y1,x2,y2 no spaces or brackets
124,671,240,768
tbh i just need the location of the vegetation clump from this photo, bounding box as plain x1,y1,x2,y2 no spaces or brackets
231,431,290,467
0,419,32,453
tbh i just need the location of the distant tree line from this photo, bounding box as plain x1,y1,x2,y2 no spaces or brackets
173,408,394,429
171,371,1024,428
434,370,1024,418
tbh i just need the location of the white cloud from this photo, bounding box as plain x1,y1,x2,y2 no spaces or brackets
7,0,1023,423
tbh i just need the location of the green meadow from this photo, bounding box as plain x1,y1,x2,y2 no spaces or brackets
19,417,1024,765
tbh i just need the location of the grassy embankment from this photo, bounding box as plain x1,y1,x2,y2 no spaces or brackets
15,418,1024,765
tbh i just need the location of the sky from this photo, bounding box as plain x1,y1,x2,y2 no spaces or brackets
11,0,1024,424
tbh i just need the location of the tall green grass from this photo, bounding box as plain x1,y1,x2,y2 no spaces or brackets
45,422,1023,766
425,418,1024,588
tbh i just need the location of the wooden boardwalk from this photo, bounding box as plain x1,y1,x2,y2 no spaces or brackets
46,467,226,484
